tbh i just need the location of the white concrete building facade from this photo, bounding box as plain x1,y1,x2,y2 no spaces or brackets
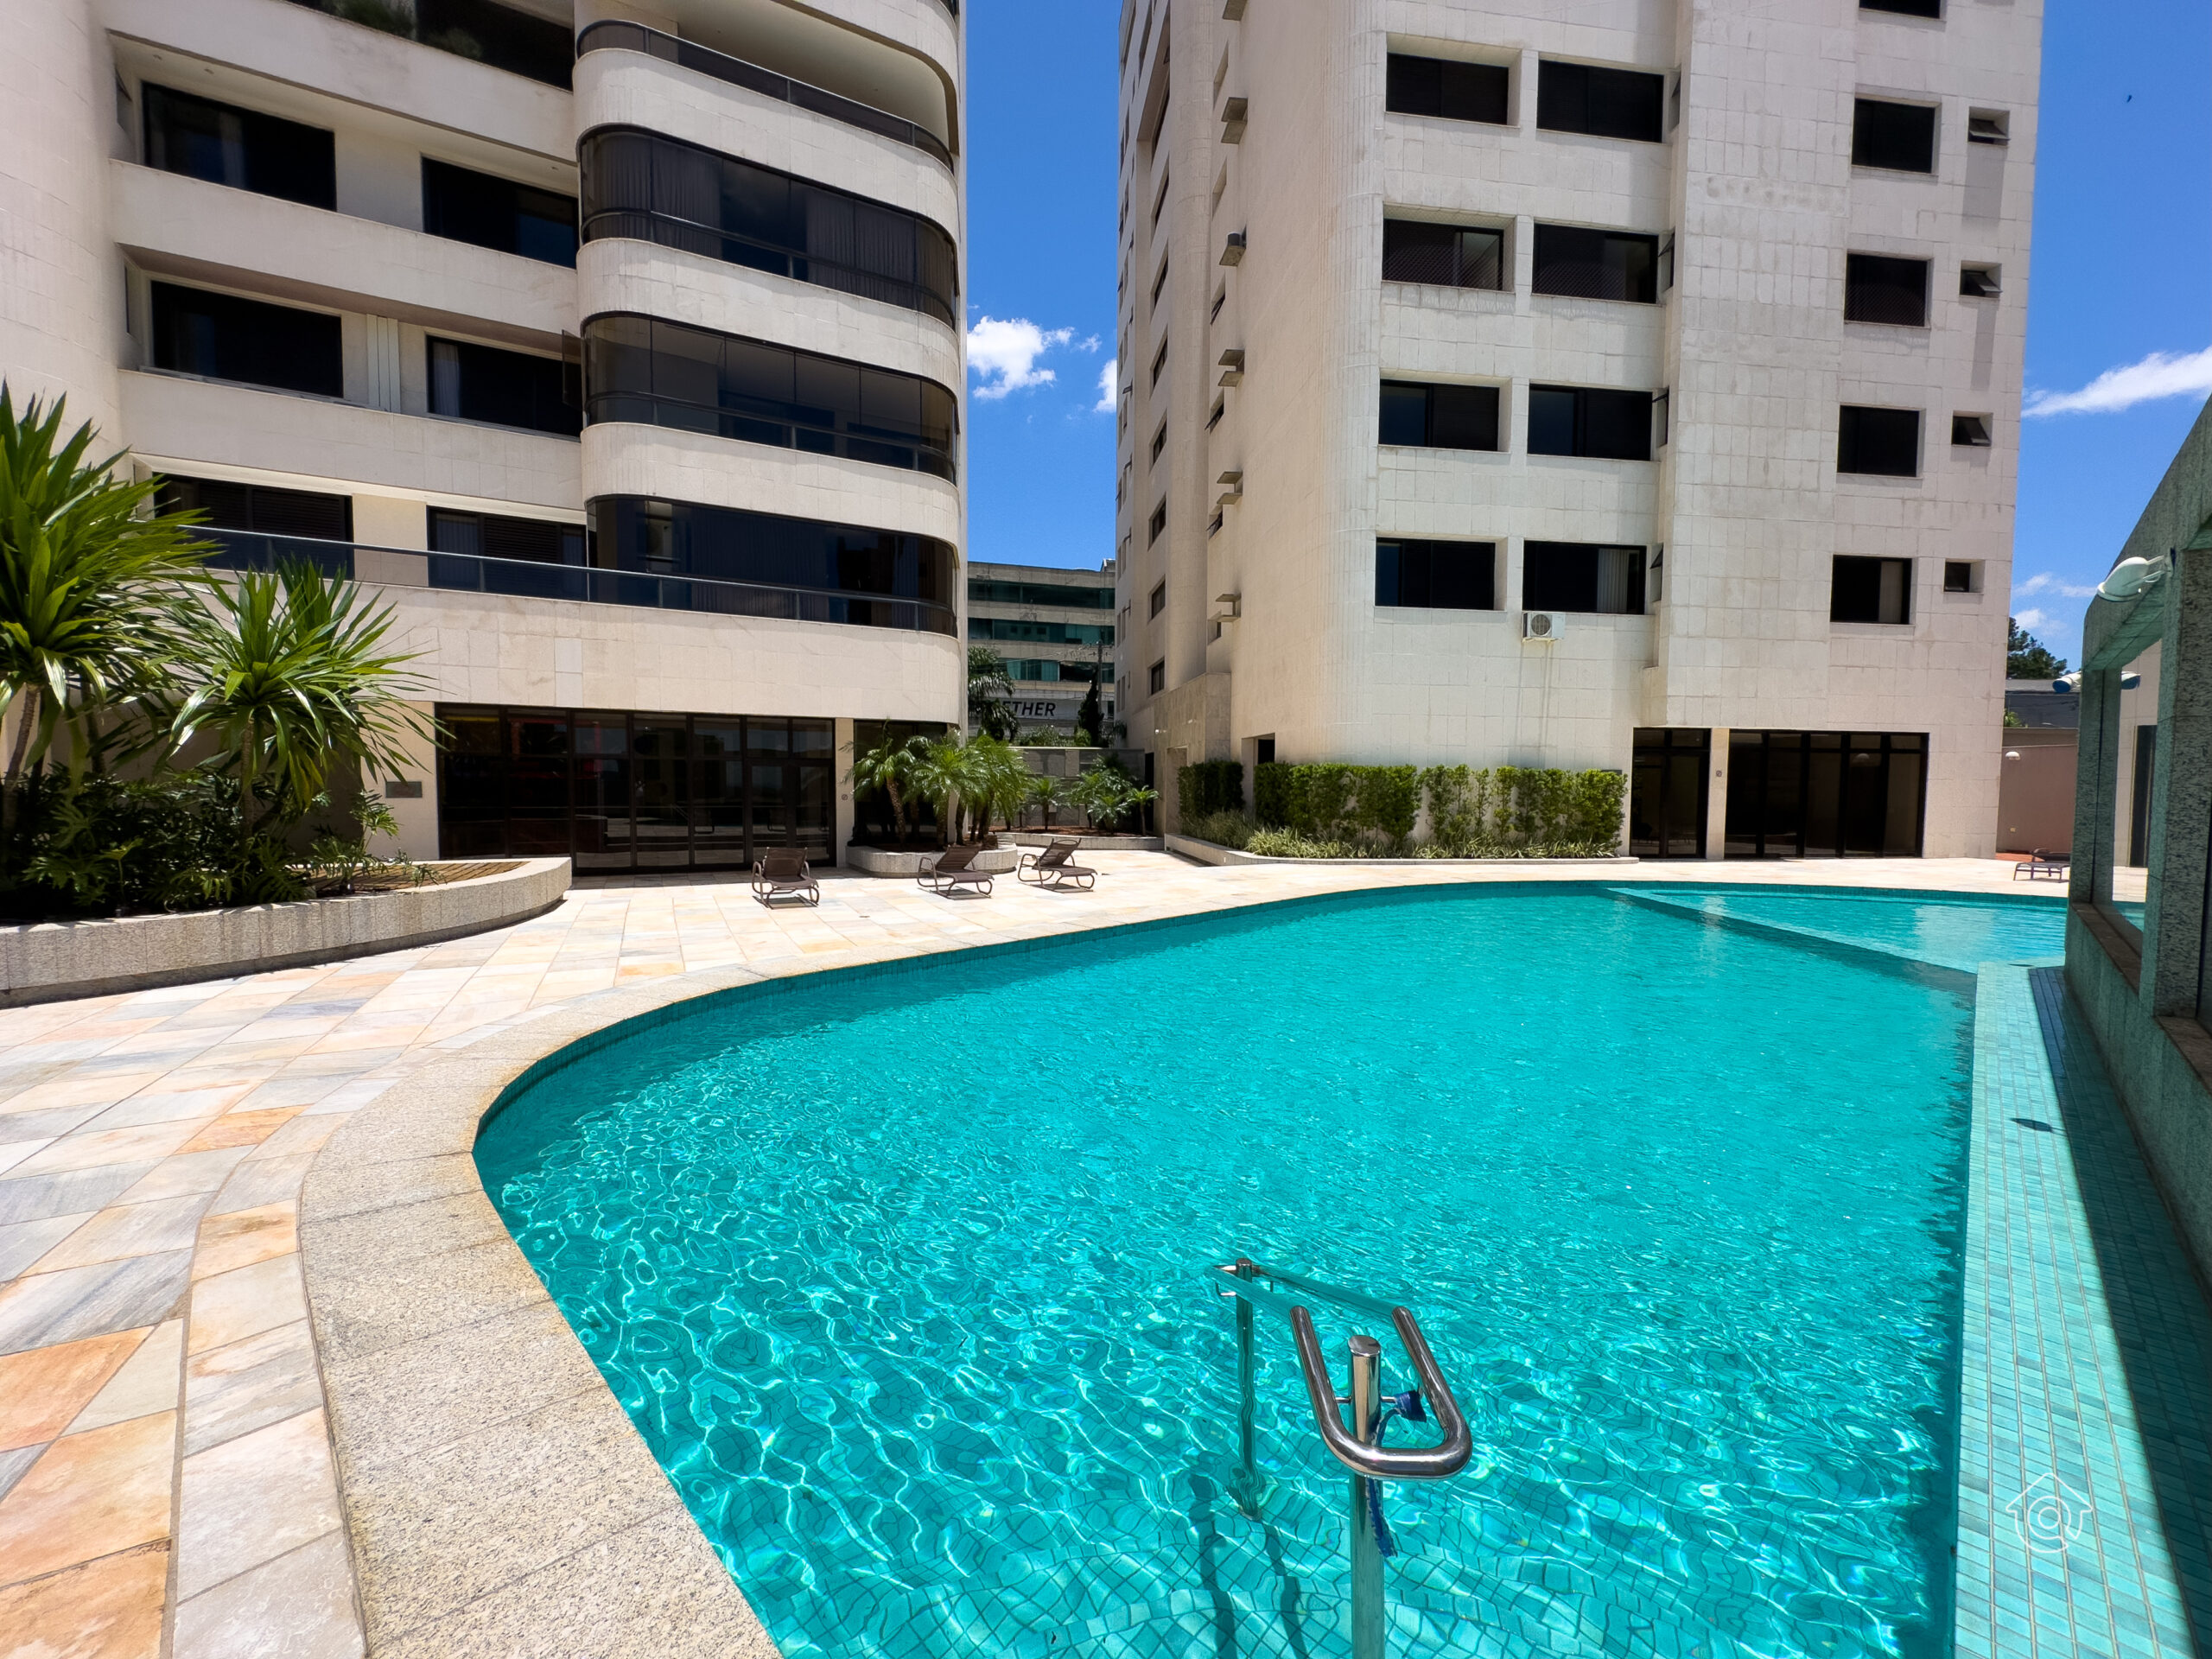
967,559,1119,734
2,0,966,868
1114,0,2036,855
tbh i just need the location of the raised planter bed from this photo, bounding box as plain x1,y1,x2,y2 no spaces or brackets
0,856,571,1007
1165,833,1635,868
845,844,1021,877
1011,832,1165,852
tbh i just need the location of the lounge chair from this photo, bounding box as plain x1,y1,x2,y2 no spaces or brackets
1019,837,1098,891
753,849,821,906
2015,849,2070,880
918,842,993,896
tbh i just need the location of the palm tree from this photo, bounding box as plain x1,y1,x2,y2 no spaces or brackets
911,734,983,844
962,734,1030,841
1027,771,1065,831
168,563,432,855
850,723,928,848
0,388,213,799
967,646,1017,741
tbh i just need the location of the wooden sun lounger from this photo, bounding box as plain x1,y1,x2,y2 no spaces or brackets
753,849,821,906
918,842,993,895
1018,837,1098,891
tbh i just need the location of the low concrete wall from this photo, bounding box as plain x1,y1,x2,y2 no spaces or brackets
1010,833,1164,851
1165,833,1635,868
0,857,571,1006
845,844,1020,876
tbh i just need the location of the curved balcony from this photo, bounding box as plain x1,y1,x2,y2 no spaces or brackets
578,22,950,170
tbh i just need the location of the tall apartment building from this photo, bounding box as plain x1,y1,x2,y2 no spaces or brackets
968,558,1119,733
1114,0,2037,856
3,0,965,870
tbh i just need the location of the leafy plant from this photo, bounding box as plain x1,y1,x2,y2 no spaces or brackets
305,795,427,896
960,734,1032,841
850,722,931,848
2007,617,2067,680
1027,771,1066,830
1181,809,1252,849
1256,760,1624,857
1069,757,1156,834
1177,760,1244,821
967,647,1017,741
1076,675,1104,747
1247,828,1357,859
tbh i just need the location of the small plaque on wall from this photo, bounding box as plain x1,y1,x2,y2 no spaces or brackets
384,779,424,799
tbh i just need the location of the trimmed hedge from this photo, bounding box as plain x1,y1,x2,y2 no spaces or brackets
1177,760,1244,821
1250,761,1624,855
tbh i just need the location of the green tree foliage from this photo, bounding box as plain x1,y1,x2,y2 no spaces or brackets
1243,760,1625,856
967,647,1017,741
849,723,931,848
2006,618,2068,680
1176,760,1243,820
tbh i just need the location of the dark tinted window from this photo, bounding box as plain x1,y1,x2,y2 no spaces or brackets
149,283,342,397
1528,385,1652,461
1830,556,1911,623
969,617,1114,645
429,338,578,435
429,509,585,565
1377,381,1499,451
156,474,352,540
1382,220,1504,289
1532,224,1658,302
422,159,577,266
969,580,1116,608
1376,539,1496,609
1852,99,1937,172
1385,54,1509,124
143,85,334,209
588,496,956,607
583,314,958,480
1523,542,1646,614
580,129,958,326
1843,254,1929,325
1861,0,1941,16
1837,405,1920,476
1536,60,1664,143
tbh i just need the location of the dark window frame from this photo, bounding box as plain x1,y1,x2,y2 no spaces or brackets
1384,53,1510,125
1837,405,1922,478
1376,539,1497,610
1148,659,1166,695
1382,219,1507,291
1535,60,1665,143
1527,384,1654,461
1522,541,1648,615
1851,98,1938,174
149,281,343,398
422,157,578,267
1829,556,1913,624
1377,380,1502,452
1843,253,1931,327
1531,223,1659,303
429,336,581,436
142,83,335,209
1148,580,1166,617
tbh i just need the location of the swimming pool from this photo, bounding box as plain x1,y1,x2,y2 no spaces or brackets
478,887,1986,1658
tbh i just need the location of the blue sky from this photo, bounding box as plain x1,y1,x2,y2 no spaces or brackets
958,0,2212,662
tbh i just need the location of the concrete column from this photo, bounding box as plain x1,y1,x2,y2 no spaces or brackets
834,718,855,868
2070,668,2121,911
2145,550,2212,1014
1703,728,1729,859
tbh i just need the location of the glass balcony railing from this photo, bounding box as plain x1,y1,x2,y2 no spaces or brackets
289,0,573,89
577,22,953,170
197,528,957,637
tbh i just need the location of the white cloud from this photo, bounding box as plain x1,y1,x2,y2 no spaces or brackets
1076,334,1103,353
2023,345,2212,417
2012,607,2053,633
2015,572,2099,600
1093,359,1119,414
966,316,1074,399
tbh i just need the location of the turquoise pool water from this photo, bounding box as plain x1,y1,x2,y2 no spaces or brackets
478,888,1984,1659
1618,888,2072,973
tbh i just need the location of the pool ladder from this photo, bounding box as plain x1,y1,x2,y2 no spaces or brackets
1203,1258,1472,1659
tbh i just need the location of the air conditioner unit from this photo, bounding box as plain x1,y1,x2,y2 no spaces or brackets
1523,611,1567,641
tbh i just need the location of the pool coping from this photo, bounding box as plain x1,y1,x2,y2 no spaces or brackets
296,879,2186,1656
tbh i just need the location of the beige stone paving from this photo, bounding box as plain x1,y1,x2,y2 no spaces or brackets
0,853,2126,1656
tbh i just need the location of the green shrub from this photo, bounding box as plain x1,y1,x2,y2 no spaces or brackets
1258,759,1624,857
1177,760,1245,821
1247,828,1357,859
1181,809,1253,849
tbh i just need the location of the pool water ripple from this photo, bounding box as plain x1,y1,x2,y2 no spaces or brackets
478,888,1986,1658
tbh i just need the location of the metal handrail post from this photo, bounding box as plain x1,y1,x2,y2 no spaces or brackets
1347,1334,1385,1659
1233,1258,1259,1516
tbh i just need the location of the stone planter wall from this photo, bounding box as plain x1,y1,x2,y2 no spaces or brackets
845,845,1022,877
1165,833,1634,868
0,857,571,1007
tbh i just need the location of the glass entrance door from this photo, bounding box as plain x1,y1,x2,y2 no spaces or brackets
1630,728,1709,857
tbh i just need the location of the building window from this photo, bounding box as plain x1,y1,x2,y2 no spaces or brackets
969,579,1117,608
1528,385,1653,461
1376,539,1496,609
429,509,586,574
969,617,1115,646
582,315,958,480
1837,405,1921,477
156,475,352,558
1149,580,1166,617
1724,731,1925,857
1830,556,1911,623
149,282,341,397
1531,225,1658,302
1851,99,1937,174
1523,542,1646,614
422,158,577,267
1207,397,1225,430
1861,0,1941,15
1653,391,1670,449
1967,110,2010,145
1630,728,1709,858
1148,659,1166,695
1384,54,1509,125
1150,421,1166,464
1150,257,1170,313
143,84,334,209
1952,413,1993,447
429,338,579,436
1382,220,1505,290
1535,60,1664,143
1960,263,2002,298
1843,254,1930,326
1150,337,1169,388
1378,381,1500,451
1944,560,1980,593
577,129,957,326
1148,501,1167,544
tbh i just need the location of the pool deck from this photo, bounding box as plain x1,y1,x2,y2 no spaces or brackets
0,852,2180,1659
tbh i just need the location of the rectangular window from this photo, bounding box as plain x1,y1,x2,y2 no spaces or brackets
1967,110,2009,145
1535,60,1664,143
1149,580,1166,617
429,509,586,566
1722,730,1924,857
1148,659,1166,695
143,84,334,209
1951,413,1993,447
1150,337,1169,388
1385,54,1509,125
1653,391,1669,449
1207,396,1225,430
422,158,577,267
1148,501,1167,544
1630,727,1710,858
1150,258,1169,313
1531,224,1659,303
1376,539,1496,609
156,475,351,541
149,282,341,397
1843,253,1930,326
1382,220,1505,290
1851,99,1937,173
1528,385,1653,461
429,338,580,436
1830,556,1911,624
1862,0,1941,15
1523,542,1646,614
1943,560,1978,593
1377,381,1500,451
1837,405,1921,476
1960,263,2002,298
1150,421,1166,464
